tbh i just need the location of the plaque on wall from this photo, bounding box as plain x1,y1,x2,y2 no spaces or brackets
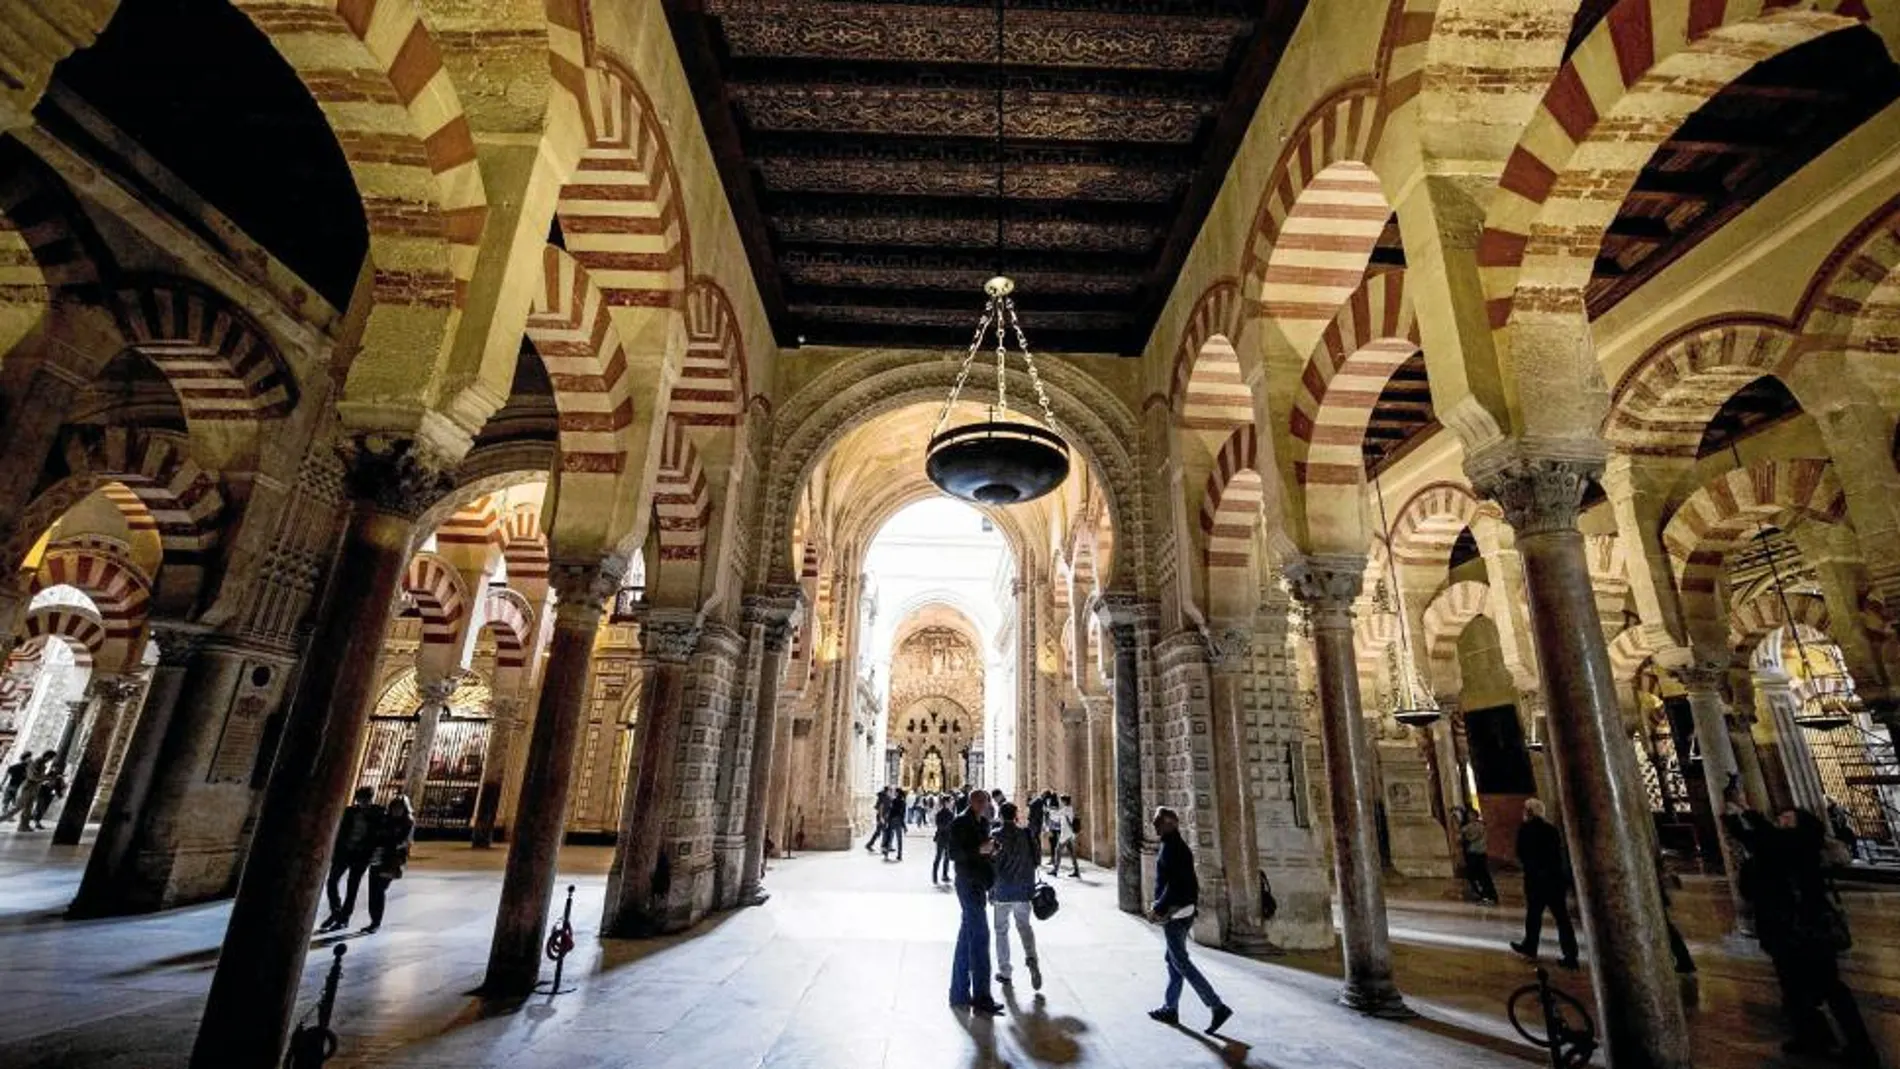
208,662,282,784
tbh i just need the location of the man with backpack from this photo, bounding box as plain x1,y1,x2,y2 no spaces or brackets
990,802,1043,991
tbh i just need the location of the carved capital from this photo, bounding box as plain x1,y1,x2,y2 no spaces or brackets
486,695,525,723
417,677,459,707
548,556,629,623
743,585,805,653
1468,445,1606,538
87,674,144,708
336,434,457,521
1671,663,1727,695
1203,625,1253,672
148,621,213,667
1091,591,1148,653
1283,554,1364,630
640,608,703,664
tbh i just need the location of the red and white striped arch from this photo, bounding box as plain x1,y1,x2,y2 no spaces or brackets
1389,481,1483,569
12,428,224,573
677,279,747,427
112,281,297,422
654,418,710,563
30,544,150,670
499,504,550,586
1606,624,1656,685
1168,279,1250,430
1730,590,1831,656
1199,424,1263,571
526,244,635,475
232,0,486,310
0,150,102,355
1606,319,1802,458
558,65,690,310
402,552,470,652
1477,0,1869,331
1239,85,1386,351
1802,197,1900,357
1423,579,1489,664
1661,457,1848,628
1291,268,1419,489
15,603,107,669
434,494,500,555
479,587,535,670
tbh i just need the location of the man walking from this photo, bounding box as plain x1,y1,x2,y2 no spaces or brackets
318,786,385,933
864,786,889,853
1,752,50,829
1146,806,1232,1033
932,795,955,885
1,751,31,812
990,802,1043,991
1047,793,1081,877
882,787,907,860
1510,798,1578,969
948,790,1004,1016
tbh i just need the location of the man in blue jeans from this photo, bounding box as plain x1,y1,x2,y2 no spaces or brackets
947,789,1003,1016
1146,806,1233,1033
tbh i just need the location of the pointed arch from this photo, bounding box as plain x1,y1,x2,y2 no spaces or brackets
402,552,469,651
110,280,299,422
1606,318,1803,457
1292,268,1420,488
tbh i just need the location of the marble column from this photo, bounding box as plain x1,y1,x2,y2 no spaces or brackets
1061,705,1087,814
1473,452,1690,1069
766,711,796,854
69,622,210,914
1205,624,1269,953
1728,714,1772,814
1093,594,1146,914
470,694,524,848
191,438,451,1069
1286,556,1409,1018
1081,696,1112,865
52,697,89,763
738,589,800,905
1673,666,1752,936
480,556,623,993
52,674,144,845
1756,668,1827,813
601,609,701,936
402,676,458,807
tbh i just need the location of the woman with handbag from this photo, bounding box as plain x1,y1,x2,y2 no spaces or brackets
362,794,414,934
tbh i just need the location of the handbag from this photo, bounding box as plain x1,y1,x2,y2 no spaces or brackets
1031,880,1059,921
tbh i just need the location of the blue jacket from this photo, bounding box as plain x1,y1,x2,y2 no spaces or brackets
1152,829,1199,917
990,824,1039,902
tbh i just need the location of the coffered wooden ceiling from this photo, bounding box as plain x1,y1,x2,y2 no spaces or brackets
668,0,1310,354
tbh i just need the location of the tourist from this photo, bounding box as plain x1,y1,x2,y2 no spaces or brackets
1457,807,1498,905
1047,793,1081,877
1510,798,1578,969
31,760,65,830
882,787,907,860
1735,807,1880,1064
989,801,1043,991
1146,806,1232,1033
1,752,29,812
1028,788,1050,842
362,794,414,934
1826,797,1860,863
932,794,955,885
863,786,889,853
1,752,50,829
947,789,1003,1016
318,786,385,933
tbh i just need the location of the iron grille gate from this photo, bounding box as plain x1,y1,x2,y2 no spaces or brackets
357,712,493,836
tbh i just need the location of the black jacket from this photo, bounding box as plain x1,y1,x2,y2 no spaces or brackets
1152,829,1199,917
1516,817,1569,894
334,802,385,859
934,806,954,844
948,806,994,887
1028,796,1047,837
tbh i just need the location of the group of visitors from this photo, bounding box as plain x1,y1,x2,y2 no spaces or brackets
867,784,1084,883
1,750,67,831
317,786,415,935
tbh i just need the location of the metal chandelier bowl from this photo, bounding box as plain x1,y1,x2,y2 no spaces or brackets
926,420,1071,506
1392,706,1443,728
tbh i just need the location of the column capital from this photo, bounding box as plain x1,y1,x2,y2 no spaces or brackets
148,621,214,667
486,695,526,721
639,608,703,664
1284,554,1365,618
335,433,458,521
1670,663,1727,695
743,585,805,653
1203,625,1253,672
548,555,628,622
1467,441,1607,537
1091,591,1149,647
417,676,459,707
87,674,144,706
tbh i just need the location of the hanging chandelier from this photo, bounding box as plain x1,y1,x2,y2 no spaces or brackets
1374,470,1440,727
923,0,1070,507
1731,443,1857,732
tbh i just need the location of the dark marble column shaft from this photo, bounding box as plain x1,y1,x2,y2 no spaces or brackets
739,589,800,904
470,694,524,848
601,610,701,936
1095,594,1146,914
1205,625,1268,952
52,675,143,844
191,440,450,1069
1476,453,1691,1069
1287,556,1409,1018
481,557,622,993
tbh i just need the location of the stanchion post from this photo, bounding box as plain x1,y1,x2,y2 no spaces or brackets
537,884,577,996
284,945,346,1068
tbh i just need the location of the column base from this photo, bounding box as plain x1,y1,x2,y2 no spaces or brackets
1224,927,1284,958
739,884,770,907
1339,981,1414,1020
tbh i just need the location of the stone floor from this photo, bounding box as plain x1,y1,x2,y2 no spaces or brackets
0,830,1895,1067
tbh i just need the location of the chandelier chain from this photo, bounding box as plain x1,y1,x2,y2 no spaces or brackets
933,305,993,439
1003,298,1058,428
995,294,1009,419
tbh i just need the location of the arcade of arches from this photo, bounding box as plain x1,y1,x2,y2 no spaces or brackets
2,1,1900,1067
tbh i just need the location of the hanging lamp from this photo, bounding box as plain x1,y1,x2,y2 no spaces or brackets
924,0,1070,506
1729,443,1856,732
1374,470,1441,727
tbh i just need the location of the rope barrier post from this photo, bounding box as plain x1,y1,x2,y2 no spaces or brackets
1506,967,1598,1068
284,944,346,1068
536,884,578,996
